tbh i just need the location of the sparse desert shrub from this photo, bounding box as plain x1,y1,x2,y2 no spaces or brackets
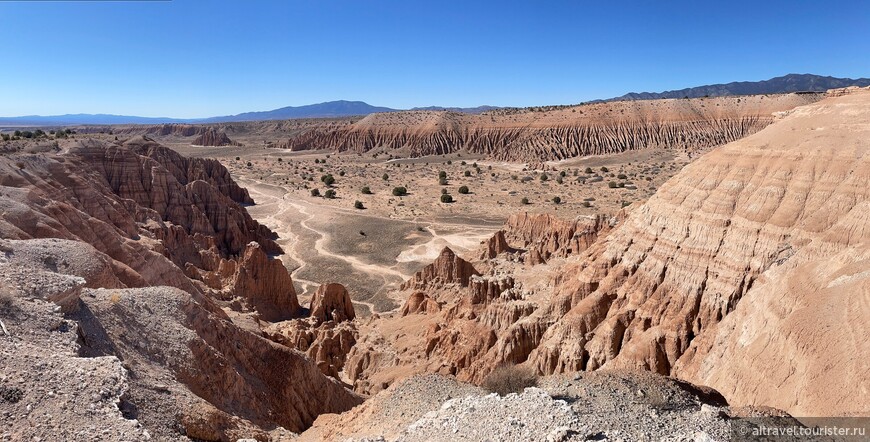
482,364,539,396
382,173,389,181
361,186,372,194
608,181,618,188
439,177,448,185
235,156,240,161
458,185,469,194
585,167,593,174
277,157,282,162
438,171,447,179
310,188,321,197
559,171,566,177
552,196,561,204
617,173,627,179
539,173,548,182
582,201,592,207
324,189,336,199
440,194,454,203
601,166,609,172
109,292,122,304
354,200,365,209
392,186,407,197
246,161,252,167
464,170,471,177
321,174,335,186
441,188,448,195
521,197,530,205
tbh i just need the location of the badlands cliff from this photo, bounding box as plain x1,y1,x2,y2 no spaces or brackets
276,93,822,161
0,138,362,440
336,88,870,417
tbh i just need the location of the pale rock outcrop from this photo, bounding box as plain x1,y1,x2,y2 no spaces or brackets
401,247,480,291
400,291,441,316
310,283,356,324
192,127,240,147
277,93,821,162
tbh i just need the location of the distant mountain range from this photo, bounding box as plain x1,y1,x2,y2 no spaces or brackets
0,100,499,127
605,74,870,101
2,74,868,126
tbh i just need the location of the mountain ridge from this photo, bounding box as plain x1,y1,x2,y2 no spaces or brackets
605,73,870,101
3,74,868,126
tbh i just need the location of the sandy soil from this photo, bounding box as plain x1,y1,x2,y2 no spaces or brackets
165,142,690,315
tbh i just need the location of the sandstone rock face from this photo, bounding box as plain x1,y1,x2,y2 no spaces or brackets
277,94,821,161
192,127,240,147
310,283,356,324
502,212,617,263
223,241,301,321
0,239,362,440
400,247,480,291
0,136,294,319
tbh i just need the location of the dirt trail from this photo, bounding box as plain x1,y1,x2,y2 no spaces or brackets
239,177,497,314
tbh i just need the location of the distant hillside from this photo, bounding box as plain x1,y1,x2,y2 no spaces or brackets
0,114,185,126
409,105,500,114
200,100,397,123
607,74,870,101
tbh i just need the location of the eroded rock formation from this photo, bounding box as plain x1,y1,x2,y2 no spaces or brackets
400,247,480,291
192,128,240,147
338,89,870,417
277,94,822,161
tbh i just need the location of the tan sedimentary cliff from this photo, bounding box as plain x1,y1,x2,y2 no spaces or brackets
192,127,240,146
266,283,358,379
339,89,870,416
400,247,480,291
277,93,822,161
0,136,291,319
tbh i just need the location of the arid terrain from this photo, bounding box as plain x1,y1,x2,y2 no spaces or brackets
1,88,868,441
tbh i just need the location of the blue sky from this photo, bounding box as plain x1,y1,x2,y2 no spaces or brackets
1,0,867,118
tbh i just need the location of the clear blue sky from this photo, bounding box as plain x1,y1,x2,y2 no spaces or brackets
1,0,867,118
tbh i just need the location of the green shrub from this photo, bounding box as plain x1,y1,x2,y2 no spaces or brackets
392,186,407,196
361,186,372,194
552,196,561,204
324,189,336,199
521,197,530,205
310,188,320,197
354,200,365,209
440,194,454,203
458,185,469,194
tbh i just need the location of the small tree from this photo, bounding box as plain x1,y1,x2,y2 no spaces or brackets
324,189,337,199
458,185,469,194
361,186,372,194
440,194,454,203
354,200,365,210
392,186,407,196
382,173,389,181
310,188,321,197
540,173,548,182
438,171,447,179
321,174,335,186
